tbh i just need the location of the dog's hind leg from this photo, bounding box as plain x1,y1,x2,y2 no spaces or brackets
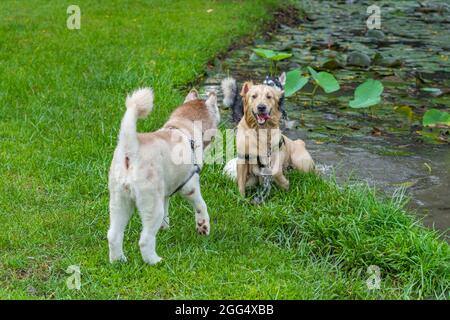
290,140,315,172
136,191,164,265
180,174,210,236
108,190,133,263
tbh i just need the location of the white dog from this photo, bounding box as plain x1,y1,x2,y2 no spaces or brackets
108,87,219,265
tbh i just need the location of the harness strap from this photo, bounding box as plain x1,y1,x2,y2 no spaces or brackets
166,127,201,197
169,163,200,196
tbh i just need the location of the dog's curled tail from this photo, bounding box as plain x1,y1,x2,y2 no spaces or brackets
119,87,154,155
221,77,237,108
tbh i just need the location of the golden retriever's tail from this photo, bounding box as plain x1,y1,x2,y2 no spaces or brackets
118,88,153,155
221,77,237,108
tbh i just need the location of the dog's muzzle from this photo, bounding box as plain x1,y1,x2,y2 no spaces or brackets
253,104,271,125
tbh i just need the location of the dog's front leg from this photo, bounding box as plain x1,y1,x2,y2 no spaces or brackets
236,163,248,196
181,174,210,235
270,153,289,191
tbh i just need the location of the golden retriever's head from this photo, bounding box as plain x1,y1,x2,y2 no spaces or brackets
241,82,283,128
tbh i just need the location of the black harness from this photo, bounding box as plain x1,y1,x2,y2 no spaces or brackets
167,127,201,197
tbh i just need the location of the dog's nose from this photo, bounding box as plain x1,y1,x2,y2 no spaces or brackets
257,104,267,113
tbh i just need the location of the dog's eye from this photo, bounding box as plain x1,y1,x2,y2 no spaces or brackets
252,94,257,99
266,95,272,99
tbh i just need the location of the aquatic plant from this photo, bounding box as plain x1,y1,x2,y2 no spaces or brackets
306,67,340,106
284,68,309,97
252,48,292,76
349,79,384,109
422,109,450,127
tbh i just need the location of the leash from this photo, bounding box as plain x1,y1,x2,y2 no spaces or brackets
166,127,201,197
238,136,285,204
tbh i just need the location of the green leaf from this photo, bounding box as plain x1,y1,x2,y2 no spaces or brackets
252,48,275,59
252,48,292,61
284,69,309,97
349,79,384,108
422,109,450,127
307,67,340,93
271,52,293,61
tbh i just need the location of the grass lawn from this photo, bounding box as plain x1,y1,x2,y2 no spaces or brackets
0,0,448,299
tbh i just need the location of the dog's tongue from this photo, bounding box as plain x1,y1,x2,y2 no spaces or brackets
259,113,270,121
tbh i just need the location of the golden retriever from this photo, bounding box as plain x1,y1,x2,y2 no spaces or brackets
233,81,314,197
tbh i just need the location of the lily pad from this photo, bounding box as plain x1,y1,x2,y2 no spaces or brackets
422,109,450,127
307,67,340,93
349,79,384,109
284,69,309,97
252,48,292,61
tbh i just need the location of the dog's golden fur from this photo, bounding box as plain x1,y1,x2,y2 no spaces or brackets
236,82,314,196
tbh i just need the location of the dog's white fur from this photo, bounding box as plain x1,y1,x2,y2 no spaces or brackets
223,157,238,179
108,88,219,265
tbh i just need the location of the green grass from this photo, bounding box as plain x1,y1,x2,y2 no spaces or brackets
0,0,448,299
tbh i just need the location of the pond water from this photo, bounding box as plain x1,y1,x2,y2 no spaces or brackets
201,0,450,237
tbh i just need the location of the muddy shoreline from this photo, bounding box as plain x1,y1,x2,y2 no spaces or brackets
201,0,450,237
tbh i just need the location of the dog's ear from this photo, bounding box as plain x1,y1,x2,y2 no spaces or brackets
205,90,217,108
206,91,220,123
240,81,253,97
184,88,199,103
278,72,286,87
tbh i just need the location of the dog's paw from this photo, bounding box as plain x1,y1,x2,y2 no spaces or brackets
196,219,210,236
143,255,162,265
109,253,127,264
275,177,290,191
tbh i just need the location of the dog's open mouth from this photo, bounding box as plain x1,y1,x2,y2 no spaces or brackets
253,111,271,125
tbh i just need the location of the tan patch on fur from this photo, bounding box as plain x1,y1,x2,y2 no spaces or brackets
164,99,216,147
137,131,172,144
167,100,214,129
146,168,154,180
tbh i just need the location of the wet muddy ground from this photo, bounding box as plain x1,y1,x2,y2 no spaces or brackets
201,0,450,237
